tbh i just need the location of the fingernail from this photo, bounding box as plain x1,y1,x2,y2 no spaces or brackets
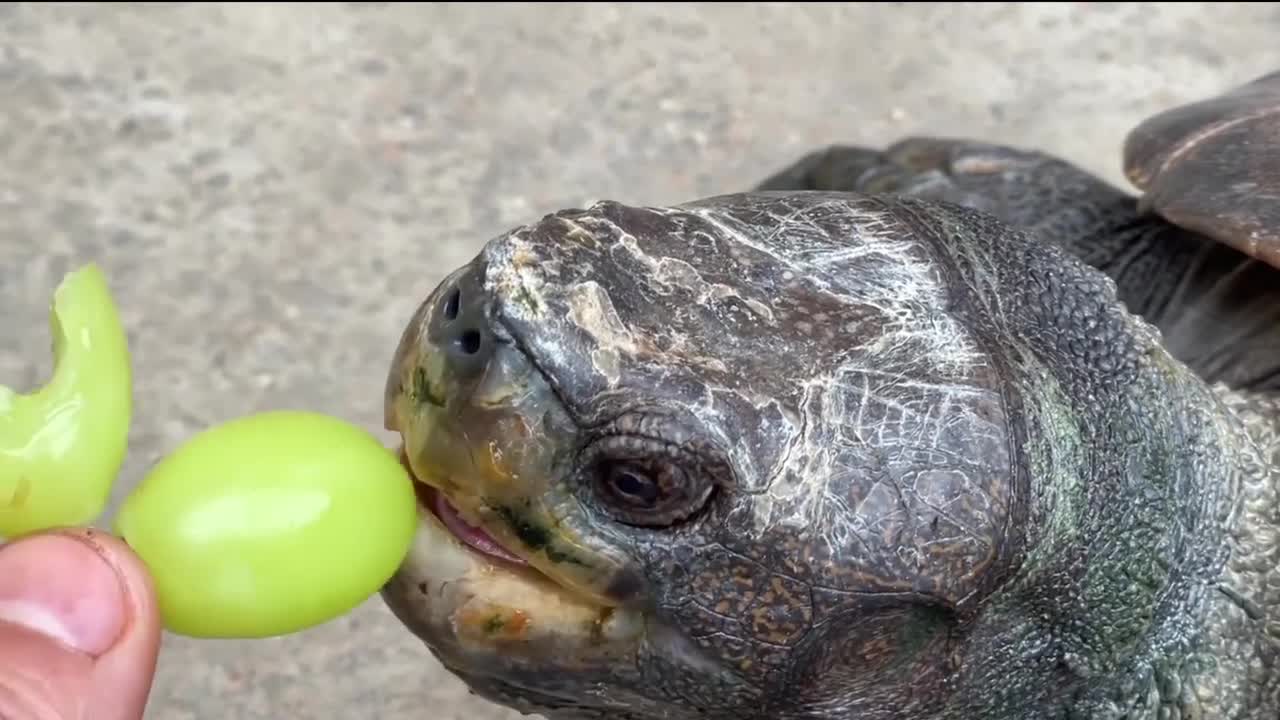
0,532,128,656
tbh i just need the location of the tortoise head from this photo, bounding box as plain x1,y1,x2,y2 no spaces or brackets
380,193,1230,719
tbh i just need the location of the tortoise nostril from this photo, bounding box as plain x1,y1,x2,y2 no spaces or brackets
457,329,483,356
443,289,461,321
427,264,494,376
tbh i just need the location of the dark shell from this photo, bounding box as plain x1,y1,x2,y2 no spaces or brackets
1122,69,1280,269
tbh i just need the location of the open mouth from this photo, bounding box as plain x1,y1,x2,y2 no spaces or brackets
400,448,528,567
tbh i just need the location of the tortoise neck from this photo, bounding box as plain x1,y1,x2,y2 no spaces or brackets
1181,387,1280,719
891,198,1247,719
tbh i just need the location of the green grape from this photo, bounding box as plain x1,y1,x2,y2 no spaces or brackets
1,264,132,539
4,264,418,639
114,410,418,638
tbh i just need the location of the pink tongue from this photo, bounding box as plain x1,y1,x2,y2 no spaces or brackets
429,490,528,566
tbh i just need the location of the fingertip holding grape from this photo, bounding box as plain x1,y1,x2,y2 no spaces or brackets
4,264,420,639
0,263,132,539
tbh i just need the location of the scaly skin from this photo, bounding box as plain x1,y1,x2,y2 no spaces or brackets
755,138,1280,392
1184,389,1280,717
380,191,1280,719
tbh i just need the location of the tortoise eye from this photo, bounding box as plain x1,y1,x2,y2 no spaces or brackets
606,463,663,507
592,457,708,527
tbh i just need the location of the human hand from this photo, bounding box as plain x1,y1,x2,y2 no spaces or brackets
0,528,161,720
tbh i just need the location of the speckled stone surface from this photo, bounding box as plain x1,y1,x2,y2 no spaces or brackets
1,3,1278,718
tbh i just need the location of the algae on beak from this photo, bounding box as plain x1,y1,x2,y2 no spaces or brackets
382,500,646,669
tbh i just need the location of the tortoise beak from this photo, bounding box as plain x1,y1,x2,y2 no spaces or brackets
381,258,643,609
378,258,654,688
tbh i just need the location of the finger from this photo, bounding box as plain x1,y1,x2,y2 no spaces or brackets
0,528,162,720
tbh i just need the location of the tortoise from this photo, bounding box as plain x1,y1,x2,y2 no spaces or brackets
379,69,1280,719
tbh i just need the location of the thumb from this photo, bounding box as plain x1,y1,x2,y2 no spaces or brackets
0,528,162,720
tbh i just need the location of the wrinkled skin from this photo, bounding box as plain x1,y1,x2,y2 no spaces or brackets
755,137,1280,393
381,186,1280,718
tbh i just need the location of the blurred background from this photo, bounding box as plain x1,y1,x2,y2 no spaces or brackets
2,2,1278,718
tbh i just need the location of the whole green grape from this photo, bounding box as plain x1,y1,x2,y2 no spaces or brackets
4,264,420,639
115,410,418,639
0,264,132,539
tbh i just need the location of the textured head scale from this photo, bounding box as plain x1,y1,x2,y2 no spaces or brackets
383,190,1234,719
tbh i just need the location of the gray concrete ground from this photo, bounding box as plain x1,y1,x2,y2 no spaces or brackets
2,2,1279,718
